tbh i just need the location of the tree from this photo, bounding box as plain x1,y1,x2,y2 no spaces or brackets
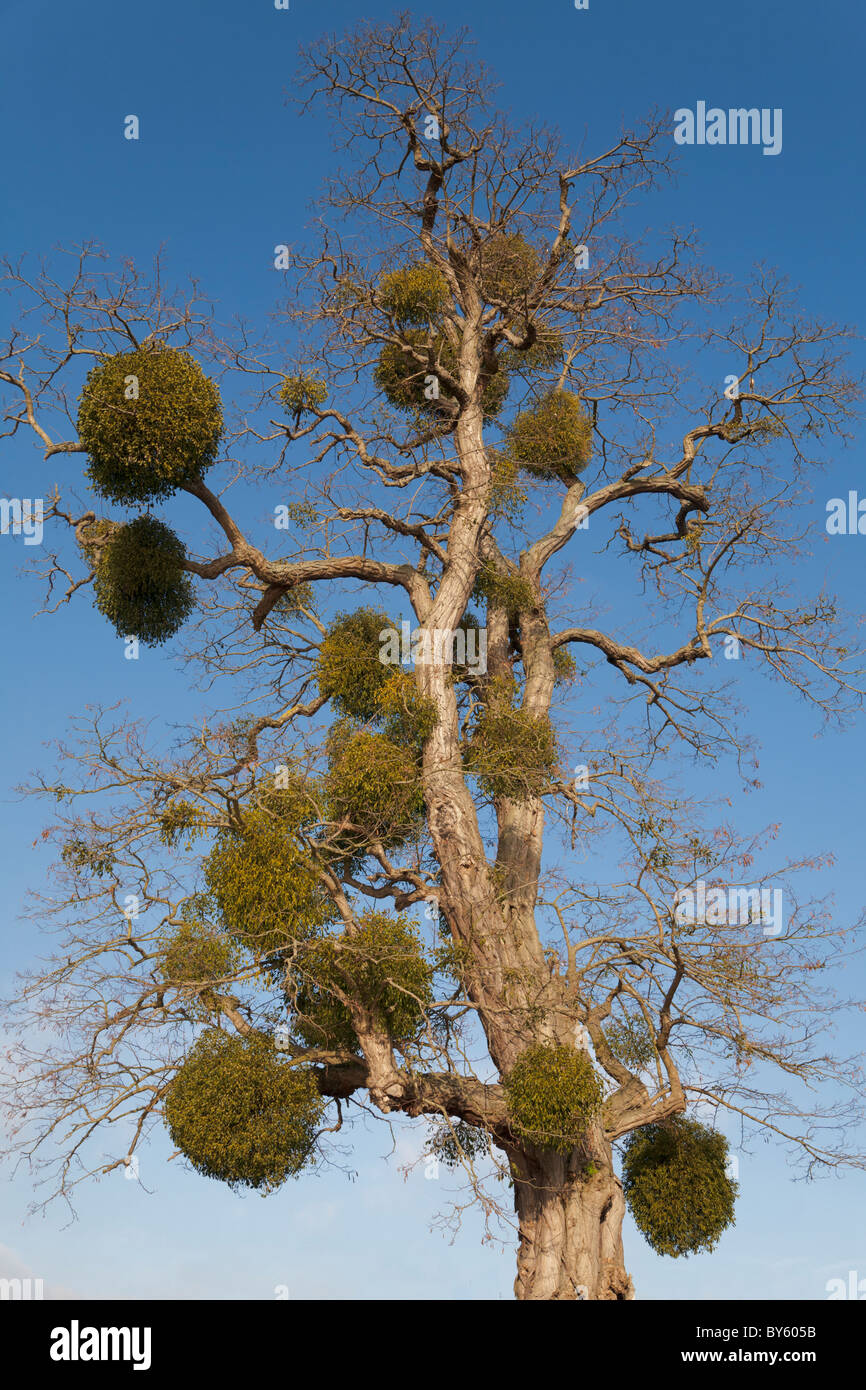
1,16,864,1300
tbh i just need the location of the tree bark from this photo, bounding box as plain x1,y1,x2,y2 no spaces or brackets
511,1139,635,1301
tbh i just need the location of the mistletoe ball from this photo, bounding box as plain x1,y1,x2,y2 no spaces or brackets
92,514,194,645
78,345,222,504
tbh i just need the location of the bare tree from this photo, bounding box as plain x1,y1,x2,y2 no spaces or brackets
1,16,864,1300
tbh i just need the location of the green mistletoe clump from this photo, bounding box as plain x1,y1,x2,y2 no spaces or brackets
378,261,450,325
317,609,399,720
479,232,541,303
621,1117,738,1257
505,1042,604,1153
164,1030,323,1191
92,515,194,645
464,679,558,801
160,921,236,988
279,374,328,417
292,912,434,1052
78,345,222,503
204,799,336,959
505,389,592,484
325,725,425,846
374,331,510,418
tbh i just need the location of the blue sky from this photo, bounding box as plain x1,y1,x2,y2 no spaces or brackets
0,0,864,1300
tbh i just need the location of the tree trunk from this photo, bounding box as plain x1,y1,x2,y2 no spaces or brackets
512,1143,635,1301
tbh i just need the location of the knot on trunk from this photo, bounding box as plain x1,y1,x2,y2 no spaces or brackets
600,1267,635,1301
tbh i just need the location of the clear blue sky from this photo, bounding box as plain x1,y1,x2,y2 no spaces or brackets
0,0,864,1300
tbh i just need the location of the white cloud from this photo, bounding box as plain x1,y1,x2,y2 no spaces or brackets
0,1243,78,1299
